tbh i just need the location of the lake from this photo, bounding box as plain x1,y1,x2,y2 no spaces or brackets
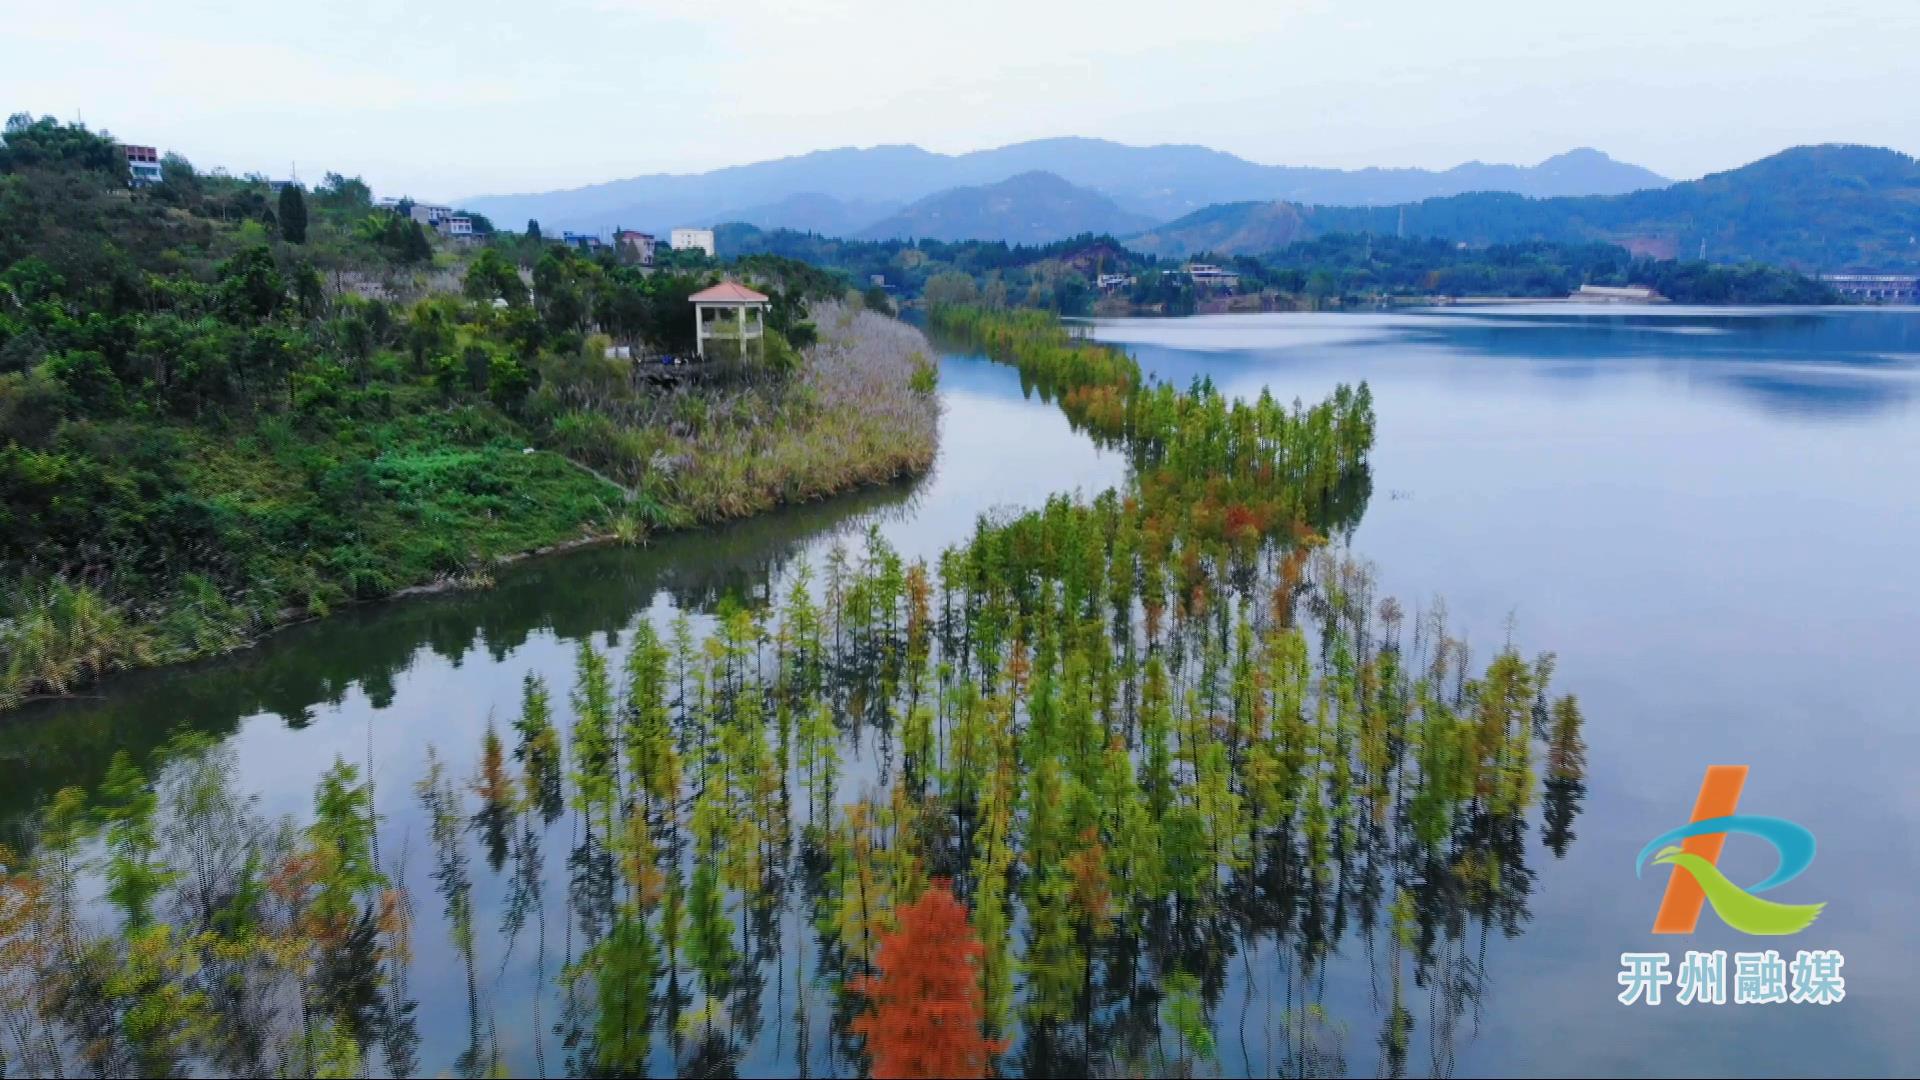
7,305,1917,1077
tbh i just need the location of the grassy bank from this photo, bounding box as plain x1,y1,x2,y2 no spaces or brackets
550,301,937,524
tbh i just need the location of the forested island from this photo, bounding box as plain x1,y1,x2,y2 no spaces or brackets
0,116,938,708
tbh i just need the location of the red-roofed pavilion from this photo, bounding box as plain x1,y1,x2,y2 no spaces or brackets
690,281,770,359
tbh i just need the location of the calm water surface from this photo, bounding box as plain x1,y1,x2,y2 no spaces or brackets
8,306,1918,1077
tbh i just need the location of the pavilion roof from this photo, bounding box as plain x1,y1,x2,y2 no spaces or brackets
688,282,769,303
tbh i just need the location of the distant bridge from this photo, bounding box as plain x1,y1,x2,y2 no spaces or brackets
1820,274,1918,304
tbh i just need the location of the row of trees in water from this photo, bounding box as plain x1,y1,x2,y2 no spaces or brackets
0,308,1588,1078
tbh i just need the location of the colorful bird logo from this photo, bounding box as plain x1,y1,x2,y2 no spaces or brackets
1638,765,1825,935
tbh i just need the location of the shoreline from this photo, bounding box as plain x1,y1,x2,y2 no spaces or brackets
2,456,935,720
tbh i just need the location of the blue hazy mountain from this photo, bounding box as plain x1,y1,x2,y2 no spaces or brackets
723,192,906,237
458,138,1667,238
853,171,1156,244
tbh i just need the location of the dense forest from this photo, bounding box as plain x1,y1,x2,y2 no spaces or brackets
1248,235,1839,304
0,115,938,709
719,224,1835,313
0,303,1589,1078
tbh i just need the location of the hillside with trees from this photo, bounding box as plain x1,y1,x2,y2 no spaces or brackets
719,225,1144,311
1131,144,1920,270
719,222,1833,313
1246,234,1838,304
0,114,939,708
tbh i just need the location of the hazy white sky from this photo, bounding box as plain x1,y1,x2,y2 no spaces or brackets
7,0,1917,202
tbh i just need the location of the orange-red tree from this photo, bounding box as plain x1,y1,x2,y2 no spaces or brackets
851,879,1007,1079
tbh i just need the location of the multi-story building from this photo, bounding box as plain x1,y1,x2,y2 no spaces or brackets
120,144,162,187
440,214,474,238
560,231,605,251
1184,263,1240,291
409,203,454,227
670,227,716,258
614,230,657,265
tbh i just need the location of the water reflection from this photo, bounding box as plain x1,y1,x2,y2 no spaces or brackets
0,472,928,832
1095,307,1920,419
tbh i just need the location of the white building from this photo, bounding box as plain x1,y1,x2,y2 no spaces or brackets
409,203,454,226
1568,284,1660,303
1184,263,1240,290
670,228,716,258
440,214,474,237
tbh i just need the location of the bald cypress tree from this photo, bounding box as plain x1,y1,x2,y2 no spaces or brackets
852,881,1005,1079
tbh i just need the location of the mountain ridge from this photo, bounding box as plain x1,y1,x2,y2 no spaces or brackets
458,137,1667,239
1126,143,1920,270
853,171,1155,244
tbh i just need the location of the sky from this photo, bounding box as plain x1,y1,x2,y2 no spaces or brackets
6,0,1918,203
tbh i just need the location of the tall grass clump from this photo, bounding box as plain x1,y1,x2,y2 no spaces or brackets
0,577,156,709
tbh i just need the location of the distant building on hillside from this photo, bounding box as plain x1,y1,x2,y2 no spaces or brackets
1096,273,1135,292
120,144,162,187
1568,284,1661,303
671,227,716,258
615,230,657,265
409,203,454,227
560,231,605,251
1183,263,1240,291
439,214,474,238
1821,274,1917,304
